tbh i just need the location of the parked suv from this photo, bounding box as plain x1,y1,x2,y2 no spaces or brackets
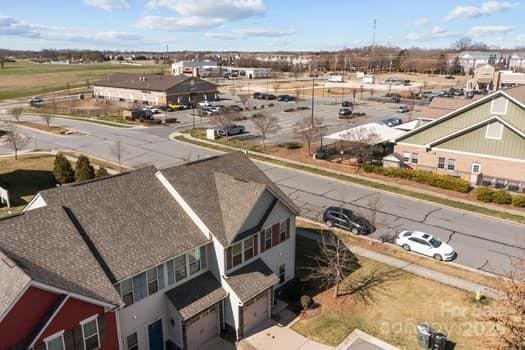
339,108,353,116
277,95,295,102
322,207,372,234
217,124,246,137
341,101,353,108
379,118,402,127
397,105,410,113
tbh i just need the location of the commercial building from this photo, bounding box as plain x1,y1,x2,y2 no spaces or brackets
467,64,525,91
171,60,218,76
394,86,525,188
93,73,218,106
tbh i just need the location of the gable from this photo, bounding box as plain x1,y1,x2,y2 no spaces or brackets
433,122,525,160
400,94,525,146
167,78,217,94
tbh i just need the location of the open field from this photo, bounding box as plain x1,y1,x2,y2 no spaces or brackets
0,60,168,101
291,235,497,350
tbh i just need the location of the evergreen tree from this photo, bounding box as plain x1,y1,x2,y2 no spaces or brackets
53,153,75,184
95,167,109,178
75,155,95,182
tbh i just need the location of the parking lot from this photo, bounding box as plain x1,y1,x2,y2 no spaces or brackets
161,93,421,146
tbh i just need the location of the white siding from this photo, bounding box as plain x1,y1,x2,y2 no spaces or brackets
23,193,47,211
167,301,183,347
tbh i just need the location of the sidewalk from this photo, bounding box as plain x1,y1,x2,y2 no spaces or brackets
174,133,525,221
297,229,499,299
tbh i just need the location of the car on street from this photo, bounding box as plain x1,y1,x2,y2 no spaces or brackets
262,93,277,100
322,206,373,234
168,103,185,111
199,108,213,116
253,92,264,99
29,96,43,106
198,100,212,107
395,230,456,261
339,107,353,116
379,118,402,127
217,124,245,137
277,94,295,102
229,104,243,111
397,105,410,113
445,75,455,79
341,101,353,108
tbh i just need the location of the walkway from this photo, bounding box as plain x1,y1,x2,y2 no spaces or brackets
297,228,498,299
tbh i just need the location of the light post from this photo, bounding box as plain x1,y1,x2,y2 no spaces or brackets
311,75,315,127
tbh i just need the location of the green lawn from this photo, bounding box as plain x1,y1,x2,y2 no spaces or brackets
0,155,56,217
291,235,496,349
0,60,168,101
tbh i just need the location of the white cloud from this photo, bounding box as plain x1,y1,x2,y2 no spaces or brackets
205,27,295,40
412,17,430,27
404,26,457,41
139,0,266,31
469,25,515,37
404,33,424,41
84,0,129,11
445,1,518,21
0,16,41,38
431,26,447,34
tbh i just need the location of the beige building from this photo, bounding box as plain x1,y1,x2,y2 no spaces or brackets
395,86,525,189
93,73,218,106
467,64,525,91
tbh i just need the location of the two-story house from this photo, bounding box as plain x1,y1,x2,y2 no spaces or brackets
0,152,299,350
395,86,525,188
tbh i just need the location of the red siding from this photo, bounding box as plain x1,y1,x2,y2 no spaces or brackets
0,286,59,350
36,298,118,350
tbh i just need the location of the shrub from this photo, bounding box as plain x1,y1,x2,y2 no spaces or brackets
512,195,525,207
284,108,296,112
53,153,75,184
268,103,275,107
297,106,310,110
492,190,512,204
475,187,494,202
95,167,110,178
75,155,95,182
300,295,312,311
284,142,303,150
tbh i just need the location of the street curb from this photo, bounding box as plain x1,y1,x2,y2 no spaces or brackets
4,121,87,138
21,112,134,129
172,133,525,227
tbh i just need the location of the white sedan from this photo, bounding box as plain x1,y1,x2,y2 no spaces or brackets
395,231,456,261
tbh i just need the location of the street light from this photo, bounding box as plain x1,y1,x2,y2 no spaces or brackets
311,75,315,127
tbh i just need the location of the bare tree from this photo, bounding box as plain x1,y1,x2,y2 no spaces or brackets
293,116,326,156
41,115,52,128
480,257,525,349
252,112,280,149
210,109,238,142
4,124,26,160
110,140,125,171
302,232,359,298
238,94,251,110
10,107,23,122
295,87,302,102
340,126,381,165
273,82,281,95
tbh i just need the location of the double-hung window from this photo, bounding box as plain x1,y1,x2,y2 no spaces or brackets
447,159,455,171
120,279,133,306
411,153,418,164
437,157,445,169
147,268,158,295
232,242,243,267
81,317,100,350
265,228,272,250
45,333,65,350
244,237,254,261
279,221,287,242
402,152,410,163
174,255,187,282
126,333,138,350
188,248,202,275
132,273,147,302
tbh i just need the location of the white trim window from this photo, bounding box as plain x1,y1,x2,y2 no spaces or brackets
243,236,254,261
232,241,243,268
437,157,445,169
447,159,456,171
485,121,503,140
279,221,287,242
278,264,286,284
81,316,100,350
402,152,410,163
490,97,508,115
126,332,138,350
264,228,272,250
45,331,65,350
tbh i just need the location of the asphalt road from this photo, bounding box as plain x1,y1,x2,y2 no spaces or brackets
1,114,523,276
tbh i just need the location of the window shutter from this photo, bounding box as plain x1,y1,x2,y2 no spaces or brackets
272,224,280,247
98,314,107,346
73,326,85,350
64,329,75,350
260,231,266,253
253,234,259,256
226,247,232,270
286,218,290,240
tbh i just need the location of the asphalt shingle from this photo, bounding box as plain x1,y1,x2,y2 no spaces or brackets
224,258,279,303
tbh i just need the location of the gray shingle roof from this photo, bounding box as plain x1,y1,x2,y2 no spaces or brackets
224,259,279,303
0,207,122,306
160,152,298,246
93,73,217,93
39,166,208,281
166,271,227,320
0,250,31,318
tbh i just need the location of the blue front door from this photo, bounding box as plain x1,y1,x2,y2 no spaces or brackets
148,319,164,350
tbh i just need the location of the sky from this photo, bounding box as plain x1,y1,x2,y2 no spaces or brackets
1,0,524,51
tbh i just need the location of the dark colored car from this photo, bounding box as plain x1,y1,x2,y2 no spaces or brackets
253,92,264,99
390,96,401,103
379,118,403,127
278,95,295,102
341,101,353,108
217,124,246,137
397,105,410,113
465,91,475,99
339,108,353,116
445,75,455,79
322,207,373,234
262,93,277,100
229,104,243,111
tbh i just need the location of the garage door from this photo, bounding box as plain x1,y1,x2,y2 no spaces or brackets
243,291,269,334
186,305,219,350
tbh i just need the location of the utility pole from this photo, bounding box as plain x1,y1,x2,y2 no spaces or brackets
311,75,315,127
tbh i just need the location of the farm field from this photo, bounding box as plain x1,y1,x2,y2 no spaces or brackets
0,60,168,101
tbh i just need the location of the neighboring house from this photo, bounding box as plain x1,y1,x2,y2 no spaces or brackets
1,152,298,350
420,97,481,120
0,207,120,350
92,74,218,106
395,86,525,188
